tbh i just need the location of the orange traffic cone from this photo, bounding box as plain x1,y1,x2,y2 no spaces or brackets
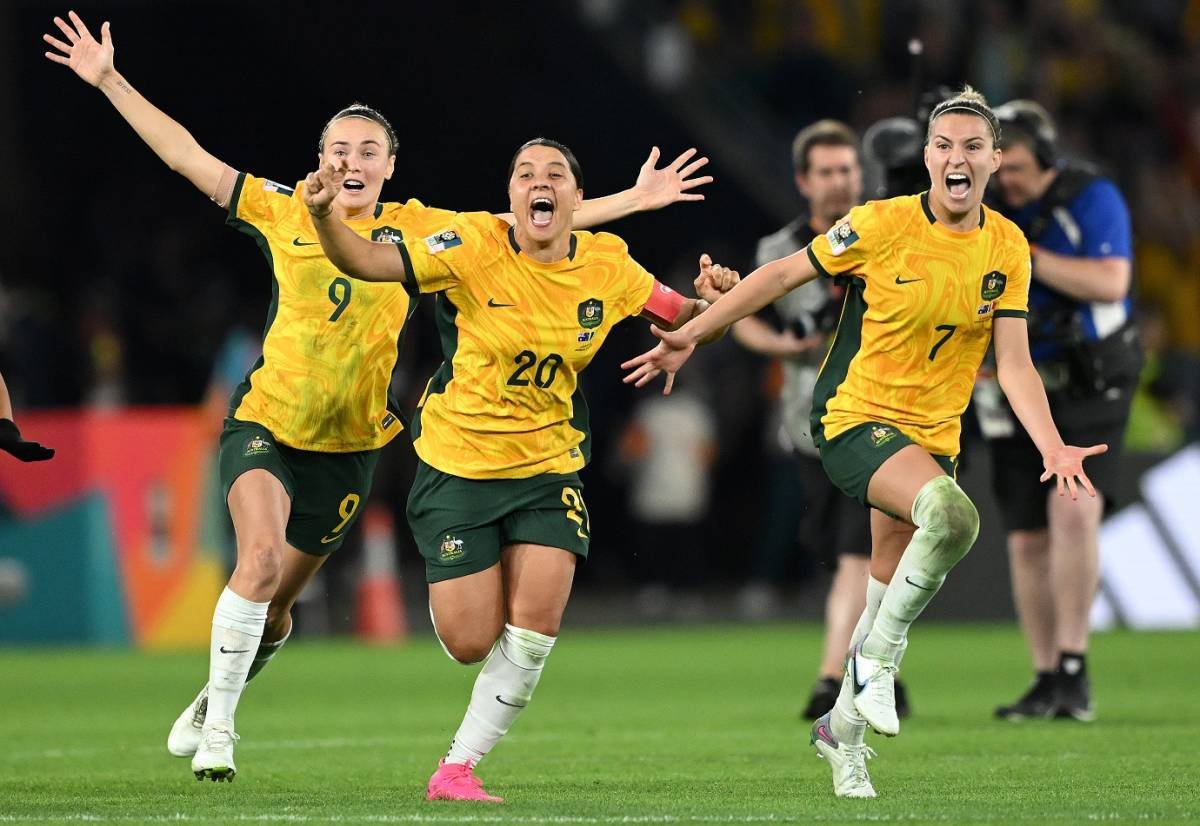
355,505,407,643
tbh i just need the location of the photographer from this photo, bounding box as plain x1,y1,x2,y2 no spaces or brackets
984,101,1137,722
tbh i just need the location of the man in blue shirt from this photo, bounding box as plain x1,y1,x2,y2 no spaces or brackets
983,101,1137,723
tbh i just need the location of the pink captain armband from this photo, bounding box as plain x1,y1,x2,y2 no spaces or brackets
642,280,687,327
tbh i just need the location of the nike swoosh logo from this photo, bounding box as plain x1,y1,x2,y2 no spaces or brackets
851,653,868,695
219,646,250,654
293,237,320,246
495,695,526,708
487,299,516,308
895,276,922,284
904,575,936,591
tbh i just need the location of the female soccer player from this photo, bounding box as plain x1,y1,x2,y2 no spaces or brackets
303,140,736,802
43,11,713,783
622,87,1106,799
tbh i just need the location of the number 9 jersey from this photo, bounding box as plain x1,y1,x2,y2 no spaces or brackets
806,192,1031,457
225,173,453,452
396,213,657,480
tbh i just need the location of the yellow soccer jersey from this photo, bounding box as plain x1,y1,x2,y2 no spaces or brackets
397,212,657,479
226,173,453,452
806,192,1031,456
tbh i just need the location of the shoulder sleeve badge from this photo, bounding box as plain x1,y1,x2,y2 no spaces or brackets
825,220,860,256
425,229,463,254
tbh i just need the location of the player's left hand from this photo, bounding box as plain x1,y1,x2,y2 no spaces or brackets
1040,443,1108,499
0,418,55,462
694,253,739,302
621,326,697,396
633,147,713,211
303,161,347,217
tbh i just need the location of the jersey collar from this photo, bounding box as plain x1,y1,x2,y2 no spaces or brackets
508,225,577,261
921,191,985,229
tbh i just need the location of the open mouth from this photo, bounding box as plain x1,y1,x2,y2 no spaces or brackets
343,178,366,193
530,197,555,229
946,173,970,199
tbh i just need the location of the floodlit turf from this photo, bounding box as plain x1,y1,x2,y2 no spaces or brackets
0,624,1195,823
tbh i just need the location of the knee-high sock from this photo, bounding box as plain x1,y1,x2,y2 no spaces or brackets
445,624,556,766
862,476,979,664
206,587,269,729
830,576,887,744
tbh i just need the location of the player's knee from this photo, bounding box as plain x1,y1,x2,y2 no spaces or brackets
235,536,285,592
914,476,979,566
438,629,498,665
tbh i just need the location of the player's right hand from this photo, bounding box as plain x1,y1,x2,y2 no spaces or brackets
303,162,347,217
621,327,697,396
0,419,55,462
43,12,114,88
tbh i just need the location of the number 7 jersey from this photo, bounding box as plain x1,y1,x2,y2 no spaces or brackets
806,192,1031,457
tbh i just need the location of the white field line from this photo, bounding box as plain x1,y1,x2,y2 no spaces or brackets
0,813,1181,823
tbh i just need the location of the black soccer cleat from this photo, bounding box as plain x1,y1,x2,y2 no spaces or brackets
995,672,1058,720
1054,672,1096,722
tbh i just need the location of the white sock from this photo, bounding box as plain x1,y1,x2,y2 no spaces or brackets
445,624,556,766
246,628,291,683
206,587,269,729
863,476,978,663
830,576,885,745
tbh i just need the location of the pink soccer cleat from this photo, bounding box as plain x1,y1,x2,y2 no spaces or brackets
425,759,504,803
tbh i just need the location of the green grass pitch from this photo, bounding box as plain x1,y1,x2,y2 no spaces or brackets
1,624,1196,823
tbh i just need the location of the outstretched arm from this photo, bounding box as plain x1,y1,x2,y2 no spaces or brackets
304,163,410,282
44,12,233,205
993,316,1107,498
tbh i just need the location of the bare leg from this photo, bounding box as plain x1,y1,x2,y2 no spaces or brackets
1007,528,1057,671
1048,490,1103,654
818,554,869,678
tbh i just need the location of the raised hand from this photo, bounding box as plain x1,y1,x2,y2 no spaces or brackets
633,147,713,211
693,253,739,303
43,11,114,87
621,326,697,395
303,162,347,217
1039,443,1108,499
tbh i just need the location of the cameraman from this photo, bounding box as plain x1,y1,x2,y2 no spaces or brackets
985,101,1137,722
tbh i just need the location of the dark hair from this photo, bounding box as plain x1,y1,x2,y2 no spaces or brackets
791,120,860,174
995,100,1058,169
925,85,1001,147
318,103,398,156
507,138,584,189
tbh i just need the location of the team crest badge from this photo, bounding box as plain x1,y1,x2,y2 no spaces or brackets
981,271,1007,301
870,425,898,448
372,226,403,244
243,436,272,457
578,298,604,329
425,230,463,254
826,219,859,256
439,535,465,562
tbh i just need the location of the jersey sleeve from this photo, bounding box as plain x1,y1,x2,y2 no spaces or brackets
805,203,880,279
1074,179,1133,260
993,237,1032,318
226,172,296,233
615,252,658,321
395,211,488,294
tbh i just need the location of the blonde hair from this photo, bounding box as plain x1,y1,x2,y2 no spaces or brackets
925,85,1000,146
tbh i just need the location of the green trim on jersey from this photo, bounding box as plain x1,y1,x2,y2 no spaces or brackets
411,292,460,441
810,276,868,447
225,172,281,417
568,384,592,464
993,309,1029,319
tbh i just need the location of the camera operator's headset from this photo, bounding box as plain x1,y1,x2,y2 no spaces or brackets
993,100,1058,170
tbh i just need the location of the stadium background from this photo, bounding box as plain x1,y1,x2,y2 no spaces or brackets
2,0,1199,645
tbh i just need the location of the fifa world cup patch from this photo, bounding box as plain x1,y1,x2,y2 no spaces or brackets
425,230,463,254
981,271,1008,300
262,179,295,197
578,298,604,329
870,425,898,448
826,220,860,256
243,436,272,457
439,534,465,562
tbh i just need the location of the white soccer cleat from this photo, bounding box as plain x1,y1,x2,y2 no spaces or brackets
167,685,209,758
191,723,239,782
850,645,900,737
810,712,877,798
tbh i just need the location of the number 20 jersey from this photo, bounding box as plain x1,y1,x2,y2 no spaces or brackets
806,192,1031,457
225,173,451,452
399,212,657,480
